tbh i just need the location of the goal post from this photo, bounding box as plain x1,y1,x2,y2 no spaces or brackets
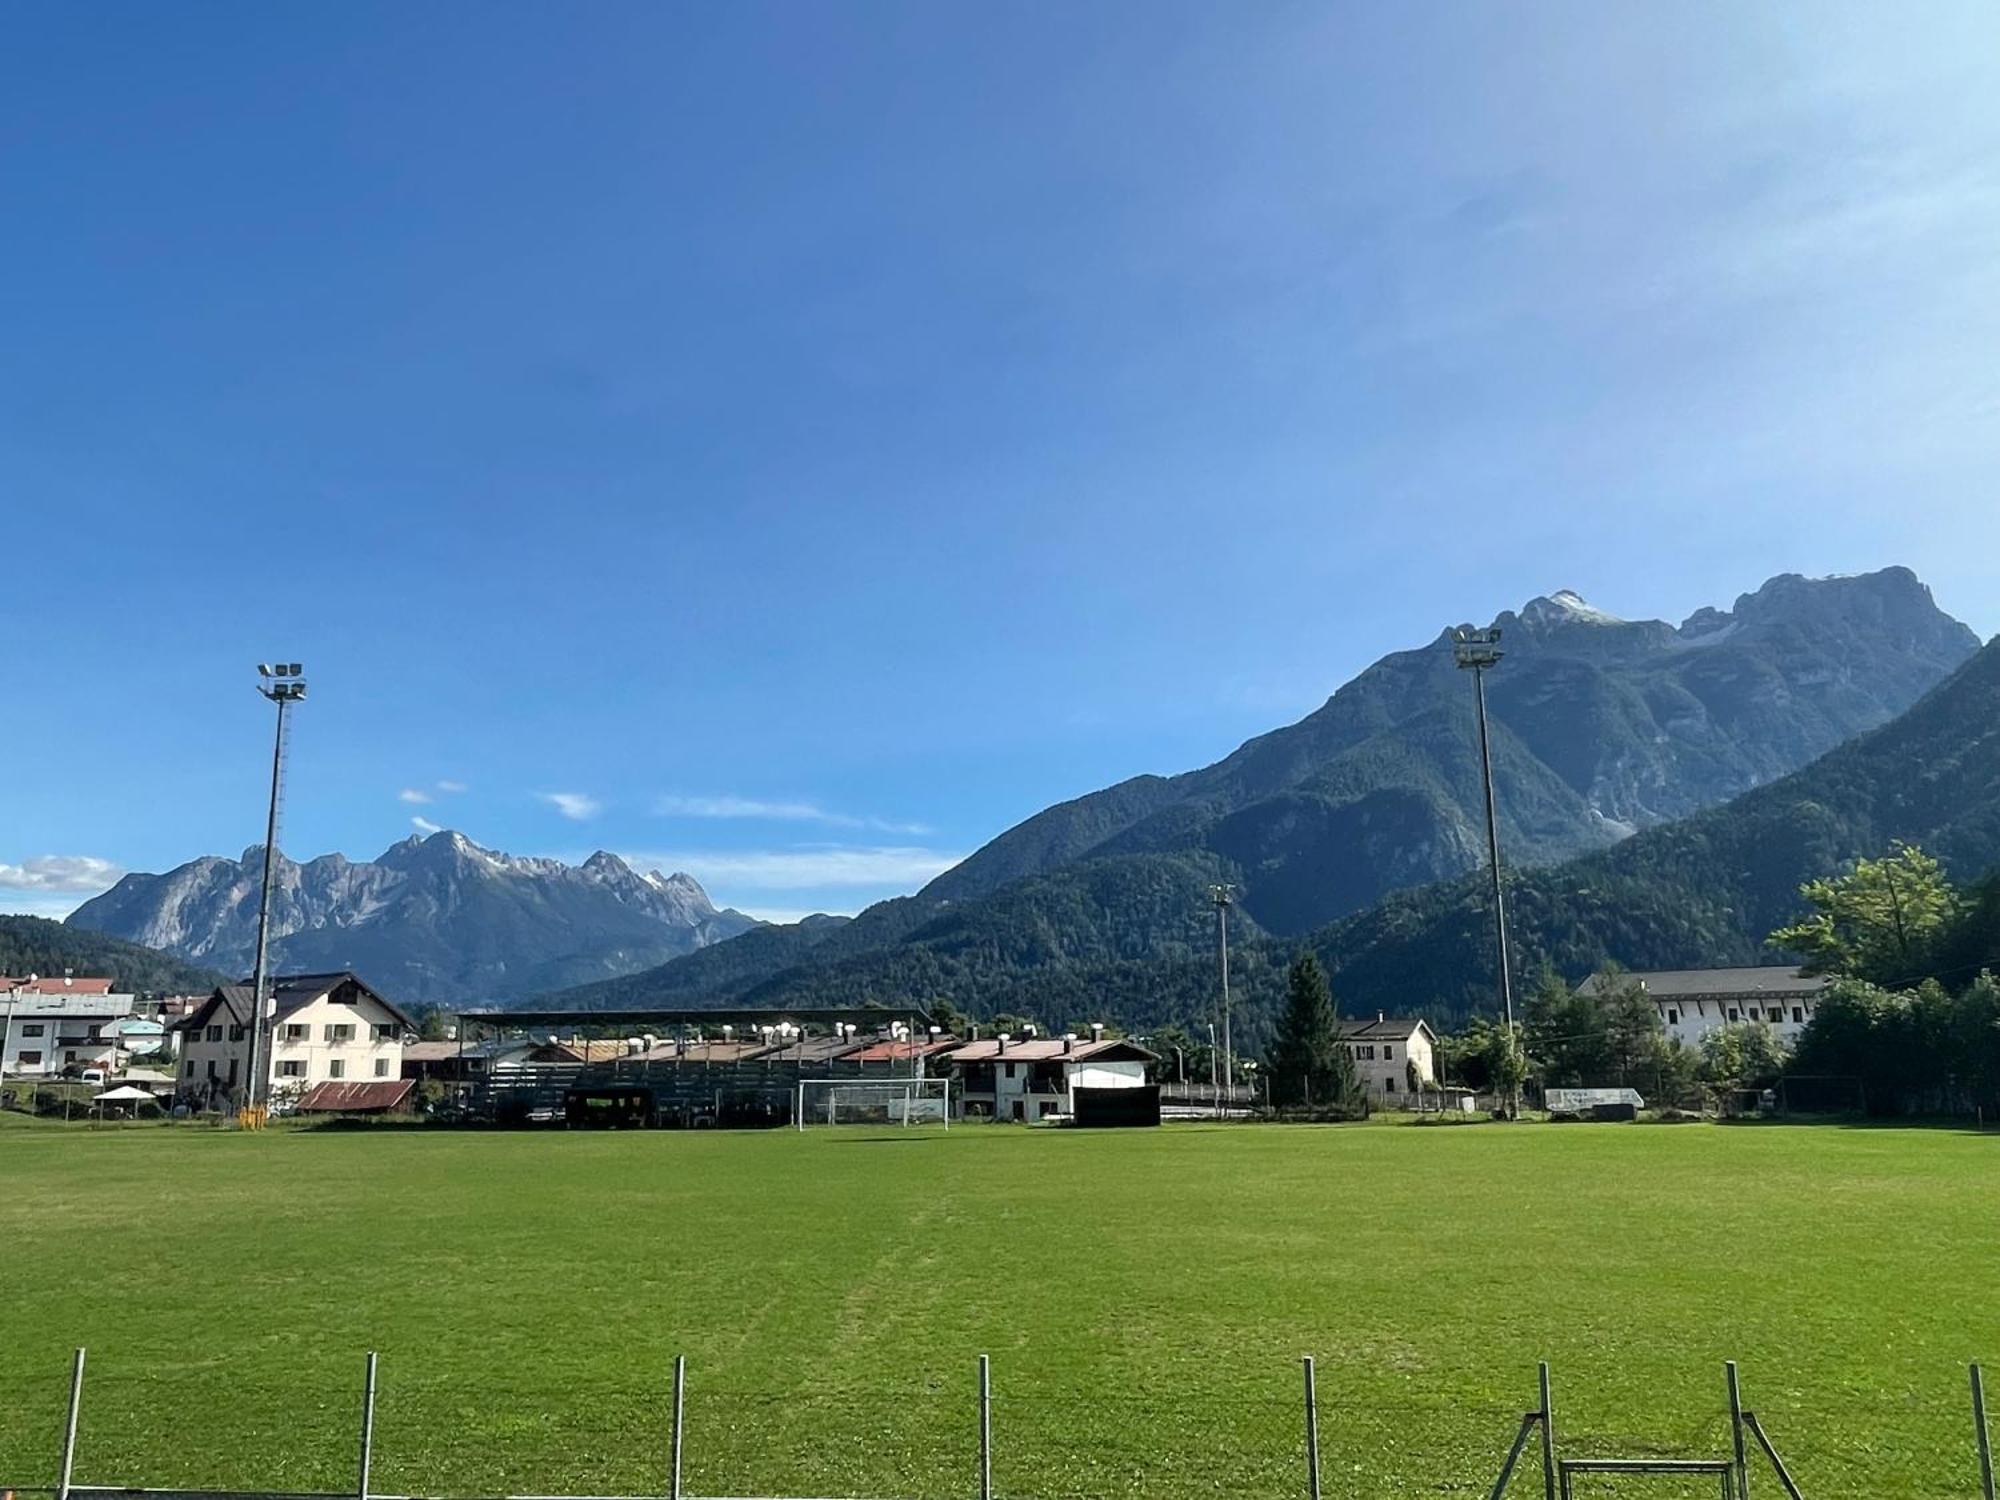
795,1077,952,1130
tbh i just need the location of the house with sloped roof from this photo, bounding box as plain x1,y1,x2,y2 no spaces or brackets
170,972,415,1110
1337,1014,1438,1104
942,1028,1157,1121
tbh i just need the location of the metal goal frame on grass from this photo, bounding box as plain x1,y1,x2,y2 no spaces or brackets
794,1077,952,1130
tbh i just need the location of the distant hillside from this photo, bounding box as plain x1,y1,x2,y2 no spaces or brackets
541,631,2000,1046
924,567,1977,935
0,916,226,994
67,831,760,1008
535,567,1979,1018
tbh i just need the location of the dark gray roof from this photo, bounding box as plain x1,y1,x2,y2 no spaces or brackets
1336,1016,1432,1041
1577,966,1827,1001
172,972,415,1031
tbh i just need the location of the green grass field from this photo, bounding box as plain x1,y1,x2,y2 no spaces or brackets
1,1119,1993,1499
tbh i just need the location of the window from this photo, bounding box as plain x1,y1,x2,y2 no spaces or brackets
1726,1008,1740,1023
20,1023,44,1037
87,1024,103,1040
374,1058,390,1077
1384,1045,1394,1061
372,1023,398,1041
183,1059,195,1077
1384,1076,1396,1092
1666,1008,1679,1026
277,1061,306,1078
206,1061,217,1080
328,1059,346,1079
1003,1062,1016,1079
1792,1007,1804,1024
325,1023,356,1044
206,1025,223,1043
18,1049,41,1066
229,1025,246,1042
282,1023,308,1043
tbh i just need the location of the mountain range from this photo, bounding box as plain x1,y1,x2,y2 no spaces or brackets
547,566,1980,1015
66,833,759,1007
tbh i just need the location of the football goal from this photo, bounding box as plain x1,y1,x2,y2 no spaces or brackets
795,1078,952,1130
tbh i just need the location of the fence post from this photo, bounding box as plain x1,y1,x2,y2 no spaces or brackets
356,1351,378,1500
1302,1356,1322,1500
1975,1364,1996,1500
670,1355,686,1500
978,1353,993,1500
1726,1361,1749,1500
56,1347,86,1500
1537,1363,1556,1500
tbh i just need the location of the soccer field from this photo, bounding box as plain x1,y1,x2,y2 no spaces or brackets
0,1119,1992,1499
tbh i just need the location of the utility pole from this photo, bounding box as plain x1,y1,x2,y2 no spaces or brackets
1452,627,1518,1117
248,662,307,1125
1210,883,1235,1116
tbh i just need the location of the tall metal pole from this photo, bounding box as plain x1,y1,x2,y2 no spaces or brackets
1725,1360,1750,1500
1467,653,1519,1117
1218,891,1232,1110
247,692,288,1117
1536,1362,1556,1500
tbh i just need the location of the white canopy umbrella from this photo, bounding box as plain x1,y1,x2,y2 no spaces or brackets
94,1085,161,1105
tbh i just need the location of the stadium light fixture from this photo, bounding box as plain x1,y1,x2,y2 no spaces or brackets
1453,626,1518,1116
243,657,306,1125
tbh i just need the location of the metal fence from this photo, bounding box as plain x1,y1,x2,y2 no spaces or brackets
7,1351,1999,1500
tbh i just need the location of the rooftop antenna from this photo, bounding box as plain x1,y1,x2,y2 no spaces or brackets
246,660,306,1126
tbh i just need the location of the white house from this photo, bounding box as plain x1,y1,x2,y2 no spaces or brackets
1,976,141,1078
945,1030,1155,1121
1337,1014,1438,1105
1577,966,1827,1050
172,972,414,1110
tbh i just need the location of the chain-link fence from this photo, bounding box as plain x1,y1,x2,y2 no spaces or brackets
4,1351,1995,1500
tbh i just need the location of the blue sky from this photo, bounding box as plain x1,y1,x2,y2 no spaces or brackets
5,2,1999,922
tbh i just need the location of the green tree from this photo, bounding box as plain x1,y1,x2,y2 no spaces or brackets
1770,844,1959,984
1697,1022,1790,1091
1268,951,1354,1108
1523,963,1610,1087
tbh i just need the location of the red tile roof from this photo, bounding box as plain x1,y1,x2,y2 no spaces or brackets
3,975,117,995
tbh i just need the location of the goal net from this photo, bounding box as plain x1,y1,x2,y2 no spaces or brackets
796,1078,951,1130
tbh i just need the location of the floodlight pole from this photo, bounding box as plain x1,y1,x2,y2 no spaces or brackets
1455,628,1519,1118
1211,884,1235,1115
248,663,305,1119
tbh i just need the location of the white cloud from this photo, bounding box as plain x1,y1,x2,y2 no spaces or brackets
436,780,468,794
616,845,962,890
410,816,442,834
398,787,433,804
540,791,603,822
0,854,126,894
654,793,931,836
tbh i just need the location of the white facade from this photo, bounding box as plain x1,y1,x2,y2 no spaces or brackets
1579,967,1825,1051
1,992,140,1078
1339,1017,1438,1105
175,975,410,1108
948,1037,1155,1121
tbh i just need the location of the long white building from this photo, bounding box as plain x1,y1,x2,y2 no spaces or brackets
1578,966,1828,1049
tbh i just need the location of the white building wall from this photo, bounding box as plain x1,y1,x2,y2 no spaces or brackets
177,990,407,1104
1657,995,1817,1050
2,998,138,1078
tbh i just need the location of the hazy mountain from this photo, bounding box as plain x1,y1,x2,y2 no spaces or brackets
67,831,761,1007
0,915,228,995
537,566,1977,1015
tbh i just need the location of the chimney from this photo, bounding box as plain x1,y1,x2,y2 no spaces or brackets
997,1033,1010,1056
1090,1023,1105,1044
1377,1011,1385,1025
1063,1033,1076,1055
